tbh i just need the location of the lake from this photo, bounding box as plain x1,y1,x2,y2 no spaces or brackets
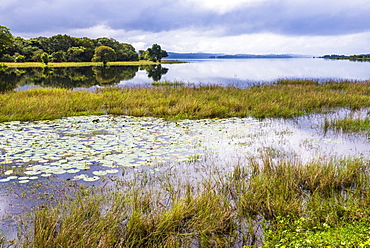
132,58,370,86
1,58,370,92
1,58,370,243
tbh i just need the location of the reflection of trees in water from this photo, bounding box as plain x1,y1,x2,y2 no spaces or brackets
0,66,139,91
141,65,169,81
92,66,138,85
0,68,23,92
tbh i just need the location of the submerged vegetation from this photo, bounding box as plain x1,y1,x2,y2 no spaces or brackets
1,79,370,122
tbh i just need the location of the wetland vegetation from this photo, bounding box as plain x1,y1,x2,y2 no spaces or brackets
14,155,370,247
0,78,369,247
1,79,370,122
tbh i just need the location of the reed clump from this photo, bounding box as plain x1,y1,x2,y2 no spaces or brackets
1,79,370,122
17,156,370,247
325,116,370,135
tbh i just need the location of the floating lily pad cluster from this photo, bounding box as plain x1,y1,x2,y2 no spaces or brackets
1,115,368,184
0,116,263,184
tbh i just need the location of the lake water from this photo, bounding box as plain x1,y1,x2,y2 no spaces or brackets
1,58,370,243
2,58,370,92
123,58,370,87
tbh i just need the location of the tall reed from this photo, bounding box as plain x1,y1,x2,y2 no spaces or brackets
17,156,370,247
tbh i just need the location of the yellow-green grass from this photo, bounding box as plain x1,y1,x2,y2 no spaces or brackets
325,116,370,135
16,157,370,247
1,80,370,122
1,60,183,68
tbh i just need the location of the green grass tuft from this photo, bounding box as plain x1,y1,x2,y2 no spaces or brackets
1,80,370,122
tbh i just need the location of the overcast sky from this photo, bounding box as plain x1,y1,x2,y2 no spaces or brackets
1,0,370,56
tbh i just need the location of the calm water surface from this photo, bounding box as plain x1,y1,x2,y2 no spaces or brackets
2,58,370,92
119,58,370,87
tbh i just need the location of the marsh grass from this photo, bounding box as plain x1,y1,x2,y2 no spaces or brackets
16,156,370,247
1,79,370,122
151,80,186,87
325,116,370,136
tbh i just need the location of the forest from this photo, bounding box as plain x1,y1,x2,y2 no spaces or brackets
0,25,167,63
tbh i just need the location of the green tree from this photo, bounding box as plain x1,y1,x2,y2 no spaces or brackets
41,52,50,65
67,46,86,62
0,26,14,57
51,50,67,62
138,50,146,60
91,46,117,66
146,44,168,62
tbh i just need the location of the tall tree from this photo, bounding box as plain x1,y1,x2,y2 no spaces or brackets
91,46,117,66
146,44,168,62
0,26,14,55
41,52,50,65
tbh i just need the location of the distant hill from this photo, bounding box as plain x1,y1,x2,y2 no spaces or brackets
166,53,222,59
167,52,310,59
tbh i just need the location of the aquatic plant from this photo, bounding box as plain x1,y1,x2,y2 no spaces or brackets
1,80,370,122
15,156,370,247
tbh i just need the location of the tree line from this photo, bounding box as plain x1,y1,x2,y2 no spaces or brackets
0,25,168,64
321,54,370,61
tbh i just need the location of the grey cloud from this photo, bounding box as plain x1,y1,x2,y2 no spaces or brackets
1,0,370,37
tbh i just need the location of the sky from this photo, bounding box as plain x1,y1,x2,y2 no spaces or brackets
1,0,370,56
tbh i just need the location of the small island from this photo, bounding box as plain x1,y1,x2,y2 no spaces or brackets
321,53,370,61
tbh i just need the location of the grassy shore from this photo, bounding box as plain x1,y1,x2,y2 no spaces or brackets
15,157,370,247
0,60,183,68
1,79,370,122
1,79,370,247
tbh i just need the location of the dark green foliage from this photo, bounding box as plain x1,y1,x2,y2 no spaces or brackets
0,26,13,54
0,25,141,63
91,46,117,66
40,52,50,65
146,44,168,62
323,53,370,61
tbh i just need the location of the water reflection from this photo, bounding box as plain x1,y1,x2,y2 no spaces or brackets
0,65,169,92
2,58,370,92
140,64,169,81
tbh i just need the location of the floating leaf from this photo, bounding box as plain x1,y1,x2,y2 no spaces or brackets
83,176,100,182
92,171,108,176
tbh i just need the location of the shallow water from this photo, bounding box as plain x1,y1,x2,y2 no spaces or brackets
0,110,369,240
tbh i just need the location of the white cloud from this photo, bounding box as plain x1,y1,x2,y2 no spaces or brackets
63,23,370,56
185,0,266,14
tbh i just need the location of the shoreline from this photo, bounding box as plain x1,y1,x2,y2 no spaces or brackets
0,60,185,68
